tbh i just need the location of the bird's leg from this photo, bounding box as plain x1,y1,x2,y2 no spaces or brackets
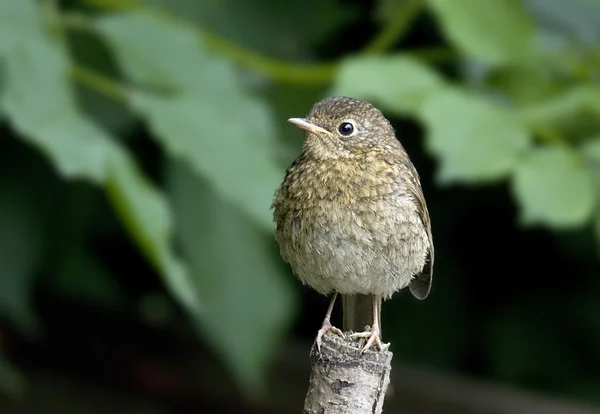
349,295,390,353
315,292,344,352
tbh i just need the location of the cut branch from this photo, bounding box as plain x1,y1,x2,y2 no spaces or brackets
303,332,393,414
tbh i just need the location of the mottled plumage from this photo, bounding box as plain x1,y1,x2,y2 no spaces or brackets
272,96,433,352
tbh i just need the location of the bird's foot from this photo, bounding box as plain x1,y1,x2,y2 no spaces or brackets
315,320,344,353
350,324,389,354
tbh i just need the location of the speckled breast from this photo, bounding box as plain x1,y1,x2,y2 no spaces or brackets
273,160,429,298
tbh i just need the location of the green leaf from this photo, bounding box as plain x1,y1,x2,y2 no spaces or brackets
95,11,225,93
3,35,74,125
168,161,296,393
2,35,112,183
132,93,281,230
0,182,42,334
512,146,595,228
581,138,600,167
427,0,535,65
0,0,42,55
96,10,245,100
331,55,446,115
419,88,531,183
1,21,202,329
106,147,202,316
96,11,282,229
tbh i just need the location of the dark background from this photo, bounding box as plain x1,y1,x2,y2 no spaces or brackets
1,0,600,413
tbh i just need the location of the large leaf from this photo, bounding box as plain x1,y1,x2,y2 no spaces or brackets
2,35,111,183
106,147,201,316
0,182,42,333
512,146,595,228
132,93,281,230
95,11,227,93
419,88,531,183
427,0,535,65
582,138,600,173
96,11,282,229
2,32,73,125
331,54,446,115
168,162,296,392
1,16,201,324
0,0,42,55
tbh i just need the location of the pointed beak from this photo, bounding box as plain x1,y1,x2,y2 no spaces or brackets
287,118,332,135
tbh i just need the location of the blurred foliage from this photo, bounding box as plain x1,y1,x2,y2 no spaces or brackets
1,0,600,404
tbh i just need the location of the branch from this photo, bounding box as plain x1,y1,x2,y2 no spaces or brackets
303,332,393,414
70,64,130,104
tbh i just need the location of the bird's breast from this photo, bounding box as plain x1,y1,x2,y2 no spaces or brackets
273,157,428,297
282,156,404,204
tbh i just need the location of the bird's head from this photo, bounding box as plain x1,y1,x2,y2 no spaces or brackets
288,96,399,160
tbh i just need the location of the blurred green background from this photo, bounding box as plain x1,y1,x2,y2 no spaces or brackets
2,0,600,412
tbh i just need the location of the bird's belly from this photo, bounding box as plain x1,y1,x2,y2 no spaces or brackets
276,198,429,298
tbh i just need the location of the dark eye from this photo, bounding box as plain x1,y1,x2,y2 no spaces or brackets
338,122,354,136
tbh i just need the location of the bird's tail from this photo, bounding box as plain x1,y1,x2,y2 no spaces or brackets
342,294,381,335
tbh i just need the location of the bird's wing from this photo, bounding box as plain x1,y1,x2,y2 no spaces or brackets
401,160,434,300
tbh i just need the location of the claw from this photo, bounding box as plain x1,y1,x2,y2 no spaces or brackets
314,292,344,353
316,320,344,353
349,324,389,354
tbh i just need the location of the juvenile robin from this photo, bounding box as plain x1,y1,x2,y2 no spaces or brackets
272,96,434,353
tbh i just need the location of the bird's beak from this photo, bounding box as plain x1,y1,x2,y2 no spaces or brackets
288,118,332,135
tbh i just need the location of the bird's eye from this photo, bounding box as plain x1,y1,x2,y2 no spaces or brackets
338,122,354,136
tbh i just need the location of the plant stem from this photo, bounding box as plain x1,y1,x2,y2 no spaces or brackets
70,64,130,104
364,0,424,54
200,30,338,84
60,0,429,87
531,126,567,146
41,0,69,45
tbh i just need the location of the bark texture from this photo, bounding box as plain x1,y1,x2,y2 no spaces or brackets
303,331,393,414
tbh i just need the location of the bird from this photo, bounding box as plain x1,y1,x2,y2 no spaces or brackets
272,96,433,353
